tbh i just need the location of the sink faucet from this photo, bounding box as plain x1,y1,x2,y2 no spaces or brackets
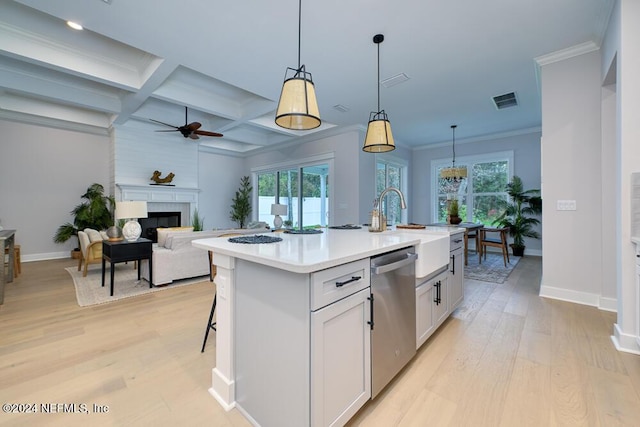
370,187,406,231
378,187,407,210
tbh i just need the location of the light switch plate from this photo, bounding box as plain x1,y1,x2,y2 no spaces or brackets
557,200,577,211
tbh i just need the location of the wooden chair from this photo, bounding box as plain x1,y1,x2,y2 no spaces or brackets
478,227,510,267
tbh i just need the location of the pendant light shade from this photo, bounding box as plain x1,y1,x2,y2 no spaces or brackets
363,111,395,153
275,0,321,130
363,34,395,153
275,65,320,130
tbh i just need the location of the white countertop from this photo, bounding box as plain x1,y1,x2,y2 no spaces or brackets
193,228,424,274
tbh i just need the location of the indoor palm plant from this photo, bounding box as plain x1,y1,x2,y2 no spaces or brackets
230,176,252,228
492,175,542,256
54,183,115,253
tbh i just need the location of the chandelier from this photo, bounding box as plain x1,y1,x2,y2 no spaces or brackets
439,125,467,191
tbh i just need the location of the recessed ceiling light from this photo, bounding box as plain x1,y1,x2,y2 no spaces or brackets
66,21,83,30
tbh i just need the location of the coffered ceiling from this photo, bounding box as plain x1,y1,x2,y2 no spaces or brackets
0,0,614,154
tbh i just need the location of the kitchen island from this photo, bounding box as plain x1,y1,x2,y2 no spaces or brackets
193,228,425,427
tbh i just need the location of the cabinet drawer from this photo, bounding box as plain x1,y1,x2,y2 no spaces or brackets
311,259,370,310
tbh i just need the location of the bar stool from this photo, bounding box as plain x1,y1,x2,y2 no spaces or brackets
201,251,217,352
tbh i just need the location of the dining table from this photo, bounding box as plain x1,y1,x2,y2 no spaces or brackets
426,222,484,265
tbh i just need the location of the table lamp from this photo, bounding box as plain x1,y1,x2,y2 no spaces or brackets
270,204,288,230
115,201,148,241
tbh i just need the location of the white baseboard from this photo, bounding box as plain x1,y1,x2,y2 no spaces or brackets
611,323,640,355
598,296,618,312
22,251,71,262
539,283,601,307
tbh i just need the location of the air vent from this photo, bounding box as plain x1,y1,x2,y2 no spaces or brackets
381,73,410,88
333,104,350,113
492,92,518,109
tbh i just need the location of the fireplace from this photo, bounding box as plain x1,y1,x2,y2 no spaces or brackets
139,212,181,243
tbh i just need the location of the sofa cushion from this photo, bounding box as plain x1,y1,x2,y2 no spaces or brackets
157,226,194,247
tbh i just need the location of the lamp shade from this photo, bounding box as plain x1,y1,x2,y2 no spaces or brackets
271,203,288,216
115,201,148,220
363,112,395,153
275,67,321,130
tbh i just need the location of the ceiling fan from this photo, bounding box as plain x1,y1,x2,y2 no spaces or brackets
150,106,223,140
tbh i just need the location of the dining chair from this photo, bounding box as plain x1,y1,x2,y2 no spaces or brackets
478,227,510,267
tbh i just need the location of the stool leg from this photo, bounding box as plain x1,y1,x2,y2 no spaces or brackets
201,293,217,353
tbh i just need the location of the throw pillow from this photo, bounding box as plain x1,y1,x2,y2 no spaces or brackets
84,228,103,243
157,227,194,247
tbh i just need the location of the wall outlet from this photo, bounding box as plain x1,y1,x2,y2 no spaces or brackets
556,199,577,211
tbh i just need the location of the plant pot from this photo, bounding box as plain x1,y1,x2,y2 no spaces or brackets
448,215,462,225
510,244,525,257
71,248,81,259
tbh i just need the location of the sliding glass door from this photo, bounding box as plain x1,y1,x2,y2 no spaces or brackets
256,162,330,229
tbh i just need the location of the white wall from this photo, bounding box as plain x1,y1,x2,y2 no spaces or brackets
198,151,245,229
0,119,110,260
244,129,366,226
610,0,640,353
410,131,542,253
539,50,604,307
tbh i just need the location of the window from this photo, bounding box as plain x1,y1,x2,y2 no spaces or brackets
432,151,513,225
376,158,407,225
255,156,332,229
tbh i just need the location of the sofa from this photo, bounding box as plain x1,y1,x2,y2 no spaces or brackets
140,227,267,286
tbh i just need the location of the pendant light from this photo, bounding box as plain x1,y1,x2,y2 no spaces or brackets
275,0,321,130
363,34,395,153
440,125,467,182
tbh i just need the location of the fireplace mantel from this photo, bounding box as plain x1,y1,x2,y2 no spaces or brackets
116,184,200,204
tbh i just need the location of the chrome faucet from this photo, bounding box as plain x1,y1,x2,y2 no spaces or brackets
378,187,406,210
370,187,406,231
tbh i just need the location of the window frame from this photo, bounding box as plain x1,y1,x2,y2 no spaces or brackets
252,153,335,228
376,155,409,225
430,150,514,223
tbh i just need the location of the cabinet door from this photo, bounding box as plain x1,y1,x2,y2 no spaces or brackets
311,288,371,427
433,275,449,327
449,247,464,311
416,281,435,349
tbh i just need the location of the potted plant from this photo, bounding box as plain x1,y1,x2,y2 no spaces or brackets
54,183,116,256
230,176,252,228
447,198,462,225
191,208,205,231
493,175,542,257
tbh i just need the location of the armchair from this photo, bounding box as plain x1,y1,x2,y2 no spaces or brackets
77,229,107,277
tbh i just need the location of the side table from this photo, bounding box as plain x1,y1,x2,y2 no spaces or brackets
102,238,153,296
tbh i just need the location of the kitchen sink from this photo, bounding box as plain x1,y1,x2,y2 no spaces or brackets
389,229,450,279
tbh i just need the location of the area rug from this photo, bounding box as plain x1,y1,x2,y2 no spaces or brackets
66,264,208,307
464,252,521,284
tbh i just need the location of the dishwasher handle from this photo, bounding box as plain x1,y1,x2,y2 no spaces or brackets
371,252,418,275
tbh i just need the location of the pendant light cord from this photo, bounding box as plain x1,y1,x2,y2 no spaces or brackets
451,125,457,167
377,40,381,112
297,0,302,69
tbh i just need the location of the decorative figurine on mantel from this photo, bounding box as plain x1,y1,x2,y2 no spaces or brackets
150,170,175,186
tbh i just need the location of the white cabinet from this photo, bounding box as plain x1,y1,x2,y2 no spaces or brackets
449,245,464,311
416,270,448,349
234,258,371,427
416,280,435,348
311,288,371,427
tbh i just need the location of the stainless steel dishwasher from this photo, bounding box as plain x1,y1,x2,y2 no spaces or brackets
369,246,418,398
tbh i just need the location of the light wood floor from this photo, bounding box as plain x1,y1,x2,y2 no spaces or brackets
1,257,639,426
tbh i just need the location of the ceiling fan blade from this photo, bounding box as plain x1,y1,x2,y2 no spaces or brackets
150,119,179,129
189,133,200,140
186,122,202,131
194,130,224,137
